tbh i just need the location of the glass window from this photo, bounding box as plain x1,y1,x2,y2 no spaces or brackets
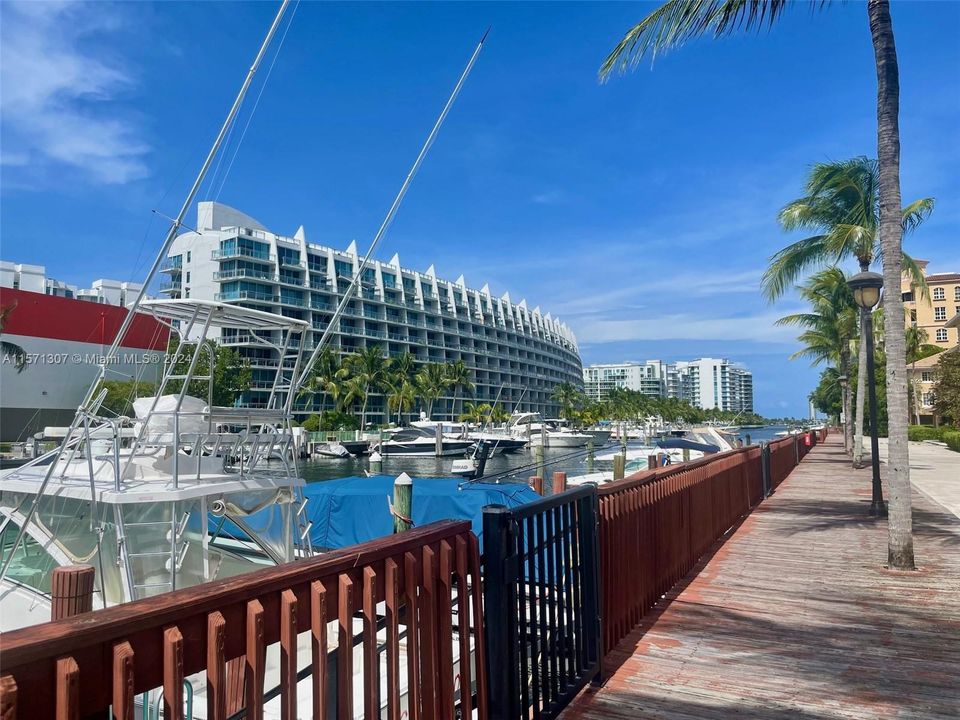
936,328,948,342
186,251,191,263
955,286,960,301
935,307,947,321
921,371,933,382
933,287,945,301
0,520,59,594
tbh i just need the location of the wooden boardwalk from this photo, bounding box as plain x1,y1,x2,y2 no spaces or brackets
561,436,960,720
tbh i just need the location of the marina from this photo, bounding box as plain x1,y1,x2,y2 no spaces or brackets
1,1,957,719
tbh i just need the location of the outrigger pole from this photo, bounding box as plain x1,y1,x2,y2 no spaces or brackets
293,28,490,393
0,0,292,582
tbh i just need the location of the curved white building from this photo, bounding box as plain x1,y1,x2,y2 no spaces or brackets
161,202,583,422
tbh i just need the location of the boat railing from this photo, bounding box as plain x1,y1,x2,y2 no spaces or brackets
0,520,488,720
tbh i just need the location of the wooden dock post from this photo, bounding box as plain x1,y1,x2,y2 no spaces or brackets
393,473,413,533
613,455,625,481
647,455,658,470
51,565,95,621
587,440,595,472
552,471,567,494
530,476,544,495
535,444,545,481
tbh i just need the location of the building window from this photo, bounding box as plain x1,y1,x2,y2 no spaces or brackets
955,286,960,301
922,392,934,407
933,287,945,301
186,251,191,263
936,328,948,342
185,271,190,283
910,309,917,322
934,307,947,321
921,371,933,382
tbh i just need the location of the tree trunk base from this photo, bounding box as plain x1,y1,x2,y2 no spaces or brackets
887,546,917,571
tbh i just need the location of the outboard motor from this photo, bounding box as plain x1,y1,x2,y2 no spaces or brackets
472,440,491,478
451,440,492,480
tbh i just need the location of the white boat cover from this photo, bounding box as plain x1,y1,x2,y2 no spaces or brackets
132,395,209,441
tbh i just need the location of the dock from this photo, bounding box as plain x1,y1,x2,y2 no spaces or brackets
560,435,960,720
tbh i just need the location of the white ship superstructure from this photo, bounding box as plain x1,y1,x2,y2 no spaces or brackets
162,201,584,421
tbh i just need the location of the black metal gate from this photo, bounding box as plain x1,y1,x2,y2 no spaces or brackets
483,485,602,720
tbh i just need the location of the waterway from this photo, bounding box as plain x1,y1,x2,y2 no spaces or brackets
299,425,791,484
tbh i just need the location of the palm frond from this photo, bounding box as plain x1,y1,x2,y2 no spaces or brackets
760,234,827,301
599,0,799,79
901,197,935,234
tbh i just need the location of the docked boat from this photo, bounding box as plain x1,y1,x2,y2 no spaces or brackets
508,412,594,448
373,426,475,457
312,440,354,458
0,300,315,631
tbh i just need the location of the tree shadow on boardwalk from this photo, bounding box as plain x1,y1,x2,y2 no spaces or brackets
762,497,960,548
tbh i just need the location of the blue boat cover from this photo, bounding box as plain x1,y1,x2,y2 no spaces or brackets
656,438,721,453
304,476,539,551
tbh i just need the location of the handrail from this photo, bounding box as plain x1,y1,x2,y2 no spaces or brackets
0,519,488,720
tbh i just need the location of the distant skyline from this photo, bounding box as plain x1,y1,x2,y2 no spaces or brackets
2,1,957,417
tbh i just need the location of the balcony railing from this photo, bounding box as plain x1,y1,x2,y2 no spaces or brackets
212,248,275,263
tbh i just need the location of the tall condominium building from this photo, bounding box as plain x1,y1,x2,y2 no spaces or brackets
583,358,754,413
161,202,583,421
0,261,145,305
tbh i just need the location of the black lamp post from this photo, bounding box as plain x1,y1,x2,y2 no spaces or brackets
848,271,887,517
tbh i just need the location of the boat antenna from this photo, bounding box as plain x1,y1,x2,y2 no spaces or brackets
83,0,292,411
0,0,293,584
294,28,490,392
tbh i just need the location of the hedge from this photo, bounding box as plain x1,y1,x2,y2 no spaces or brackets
908,425,960,452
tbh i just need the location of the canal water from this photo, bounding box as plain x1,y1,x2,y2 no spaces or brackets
299,426,790,484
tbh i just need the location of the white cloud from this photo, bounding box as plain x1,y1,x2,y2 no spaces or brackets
0,2,149,184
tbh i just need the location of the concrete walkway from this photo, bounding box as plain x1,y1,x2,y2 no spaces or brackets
878,437,960,520
561,436,960,720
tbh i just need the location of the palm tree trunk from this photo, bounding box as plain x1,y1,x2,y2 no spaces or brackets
853,322,868,466
869,0,914,570
841,351,853,455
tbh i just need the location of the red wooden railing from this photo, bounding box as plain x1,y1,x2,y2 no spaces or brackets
0,520,487,720
597,430,826,655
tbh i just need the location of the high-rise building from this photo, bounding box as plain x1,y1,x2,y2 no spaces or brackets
161,202,583,421
583,358,753,413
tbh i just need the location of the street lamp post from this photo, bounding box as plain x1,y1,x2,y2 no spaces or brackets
848,271,887,517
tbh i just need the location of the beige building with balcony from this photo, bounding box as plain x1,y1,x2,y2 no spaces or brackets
902,261,959,424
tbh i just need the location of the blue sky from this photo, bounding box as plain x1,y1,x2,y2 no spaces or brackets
2,1,958,417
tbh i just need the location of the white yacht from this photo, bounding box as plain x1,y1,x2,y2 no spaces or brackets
0,300,314,631
508,412,594,448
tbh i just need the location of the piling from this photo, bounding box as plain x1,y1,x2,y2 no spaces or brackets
613,455,625,481
530,476,544,495
51,565,95,620
393,473,413,533
682,448,690,463
435,428,443,457
647,455,658,470
535,444,545,481
746,433,752,446
552,471,567,494
586,440,595,472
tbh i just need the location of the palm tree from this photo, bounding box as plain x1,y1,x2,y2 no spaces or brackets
445,359,475,420
337,376,367,418
761,158,932,467
383,375,416,426
415,363,451,419
599,0,919,570
342,347,388,428
489,404,511,425
303,347,342,413
459,401,486,424
776,269,858,455
551,381,582,421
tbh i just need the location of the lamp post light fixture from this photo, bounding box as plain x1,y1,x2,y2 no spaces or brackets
847,271,887,517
